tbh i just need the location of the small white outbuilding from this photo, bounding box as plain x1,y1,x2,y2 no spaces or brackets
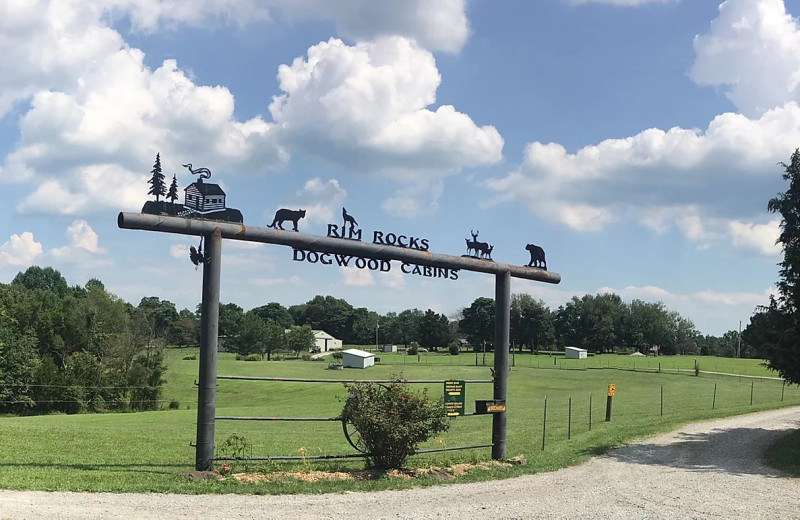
313,330,342,352
382,344,397,353
564,346,588,360
342,348,375,369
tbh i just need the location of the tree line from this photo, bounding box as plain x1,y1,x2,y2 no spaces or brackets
0,267,169,415
0,263,772,417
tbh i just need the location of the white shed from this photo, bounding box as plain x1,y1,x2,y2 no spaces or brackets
342,348,375,369
313,330,342,352
565,346,588,360
382,344,397,353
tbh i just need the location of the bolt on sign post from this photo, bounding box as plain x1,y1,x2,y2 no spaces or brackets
605,383,615,422
118,156,561,469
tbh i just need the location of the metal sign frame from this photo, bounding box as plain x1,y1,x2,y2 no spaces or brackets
117,212,561,471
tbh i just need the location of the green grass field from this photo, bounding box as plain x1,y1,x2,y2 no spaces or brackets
0,349,797,494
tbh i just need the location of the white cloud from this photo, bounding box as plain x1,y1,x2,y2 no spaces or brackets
273,0,469,53
484,102,800,252
280,178,348,226
104,0,271,31
0,232,43,267
0,2,487,219
48,220,108,265
341,266,375,286
270,37,503,216
728,219,781,255
66,220,104,253
0,2,287,215
691,0,800,117
378,264,406,289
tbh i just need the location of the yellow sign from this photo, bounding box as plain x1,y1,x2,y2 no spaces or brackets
608,383,616,397
486,403,507,413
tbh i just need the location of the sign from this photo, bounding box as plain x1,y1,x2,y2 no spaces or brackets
608,383,616,397
444,380,466,417
475,399,506,414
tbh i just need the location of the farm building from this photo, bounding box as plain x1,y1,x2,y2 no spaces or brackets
382,344,397,353
313,330,342,352
342,349,375,369
564,346,588,359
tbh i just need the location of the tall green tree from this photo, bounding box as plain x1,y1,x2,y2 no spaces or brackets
250,302,294,329
459,297,495,349
229,311,269,357
263,319,286,360
418,309,454,351
765,148,800,383
302,295,355,341
511,294,555,352
12,266,69,296
286,325,315,357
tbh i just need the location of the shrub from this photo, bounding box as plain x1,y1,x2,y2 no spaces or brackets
237,353,261,361
448,343,460,356
407,342,419,356
331,351,343,360
168,399,181,410
182,355,196,360
301,353,312,361
341,380,449,470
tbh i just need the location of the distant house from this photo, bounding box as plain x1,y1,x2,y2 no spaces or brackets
184,178,226,214
564,346,588,360
342,348,375,369
313,330,342,352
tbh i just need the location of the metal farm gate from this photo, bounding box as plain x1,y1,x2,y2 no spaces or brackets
118,212,561,470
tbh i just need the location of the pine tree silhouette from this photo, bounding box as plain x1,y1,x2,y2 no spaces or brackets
147,153,166,202
167,174,179,203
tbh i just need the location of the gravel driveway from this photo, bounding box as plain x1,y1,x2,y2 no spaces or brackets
3,407,800,519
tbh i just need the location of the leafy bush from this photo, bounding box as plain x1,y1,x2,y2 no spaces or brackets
341,380,449,470
236,353,261,361
168,399,181,410
407,342,419,356
448,343,460,356
182,355,196,360
331,351,343,359
301,353,312,361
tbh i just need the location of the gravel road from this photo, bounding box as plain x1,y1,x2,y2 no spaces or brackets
3,407,800,519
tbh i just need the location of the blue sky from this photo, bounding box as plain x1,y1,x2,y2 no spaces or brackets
1,0,799,336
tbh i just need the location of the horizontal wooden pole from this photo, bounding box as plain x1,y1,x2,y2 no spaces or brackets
118,213,561,284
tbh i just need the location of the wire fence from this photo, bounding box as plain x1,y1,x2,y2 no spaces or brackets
533,376,798,452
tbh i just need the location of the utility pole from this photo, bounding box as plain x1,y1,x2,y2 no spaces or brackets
375,321,380,351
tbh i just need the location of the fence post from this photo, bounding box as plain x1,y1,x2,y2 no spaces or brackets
783,380,786,402
542,396,547,451
712,383,717,410
568,394,572,440
660,385,663,417
589,393,592,431
750,381,754,406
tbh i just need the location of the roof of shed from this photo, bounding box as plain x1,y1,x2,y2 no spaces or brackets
342,349,374,358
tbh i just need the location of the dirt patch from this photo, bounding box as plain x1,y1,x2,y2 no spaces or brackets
230,460,511,484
